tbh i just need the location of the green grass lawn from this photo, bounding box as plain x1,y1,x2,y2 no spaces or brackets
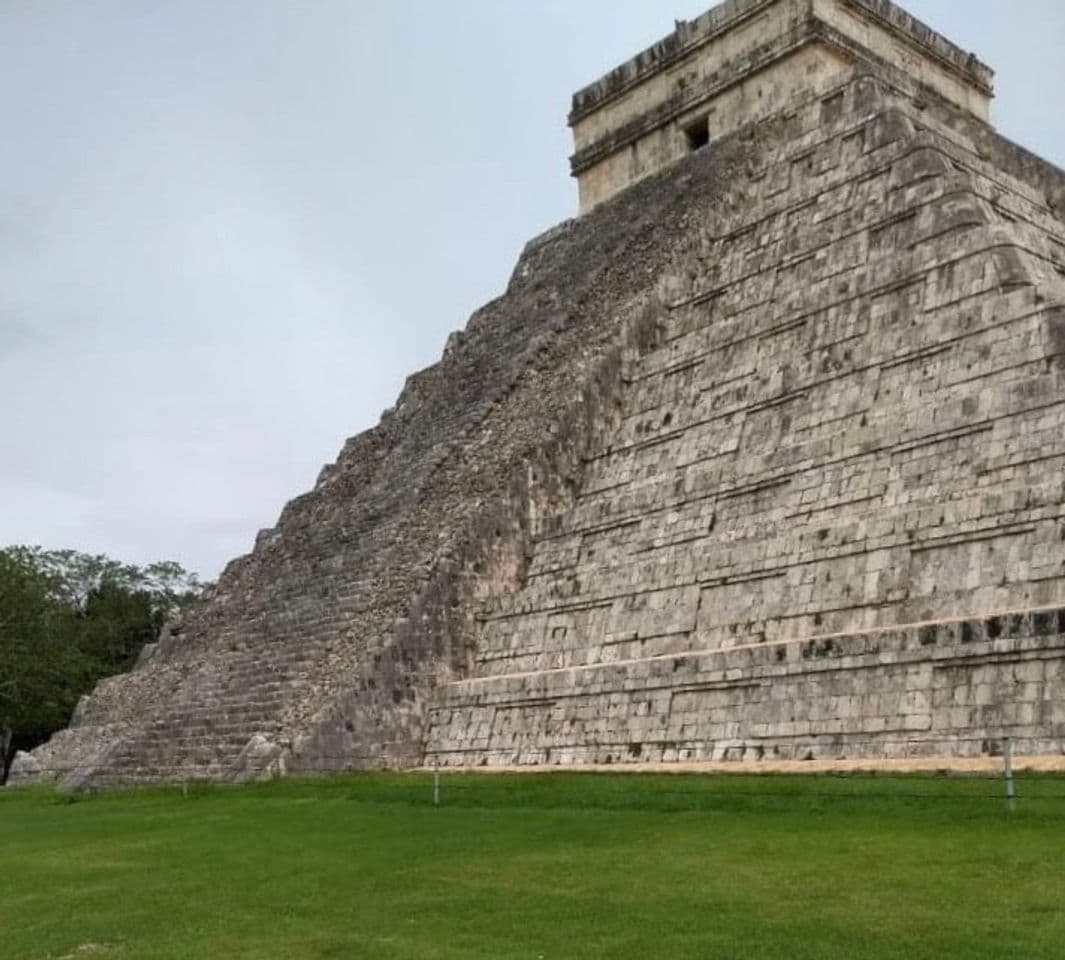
3,772,1065,959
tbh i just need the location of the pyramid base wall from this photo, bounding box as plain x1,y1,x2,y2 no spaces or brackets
426,607,1065,767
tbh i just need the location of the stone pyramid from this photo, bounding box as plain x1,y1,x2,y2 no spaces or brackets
16,0,1065,787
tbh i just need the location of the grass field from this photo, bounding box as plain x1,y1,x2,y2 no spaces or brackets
3,772,1065,959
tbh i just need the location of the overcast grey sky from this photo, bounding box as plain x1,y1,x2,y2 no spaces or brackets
1,1,1062,579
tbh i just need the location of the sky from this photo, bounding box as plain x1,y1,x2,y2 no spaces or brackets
1,1,1063,580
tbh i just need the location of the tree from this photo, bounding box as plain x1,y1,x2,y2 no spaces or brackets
4,547,202,612
0,549,87,779
0,546,202,781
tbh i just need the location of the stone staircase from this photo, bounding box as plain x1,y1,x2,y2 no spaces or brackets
64,642,334,787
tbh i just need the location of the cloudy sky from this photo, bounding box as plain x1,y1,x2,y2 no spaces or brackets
1,1,1062,580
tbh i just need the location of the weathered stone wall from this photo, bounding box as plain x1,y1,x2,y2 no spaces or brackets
812,0,991,117
429,611,1065,766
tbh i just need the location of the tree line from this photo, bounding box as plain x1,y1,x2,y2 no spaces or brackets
0,546,202,781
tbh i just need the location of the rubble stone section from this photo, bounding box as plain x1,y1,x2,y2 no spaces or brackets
11,3,1065,788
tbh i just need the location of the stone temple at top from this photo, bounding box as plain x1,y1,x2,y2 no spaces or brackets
570,0,993,211
14,0,1065,787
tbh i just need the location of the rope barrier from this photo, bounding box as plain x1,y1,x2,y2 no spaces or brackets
9,744,1065,812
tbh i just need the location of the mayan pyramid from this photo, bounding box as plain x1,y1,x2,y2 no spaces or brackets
15,0,1065,787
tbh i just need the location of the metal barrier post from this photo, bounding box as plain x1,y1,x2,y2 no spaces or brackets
432,760,440,807
1003,737,1016,813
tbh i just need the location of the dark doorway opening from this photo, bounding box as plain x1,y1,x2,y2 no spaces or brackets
684,117,710,151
